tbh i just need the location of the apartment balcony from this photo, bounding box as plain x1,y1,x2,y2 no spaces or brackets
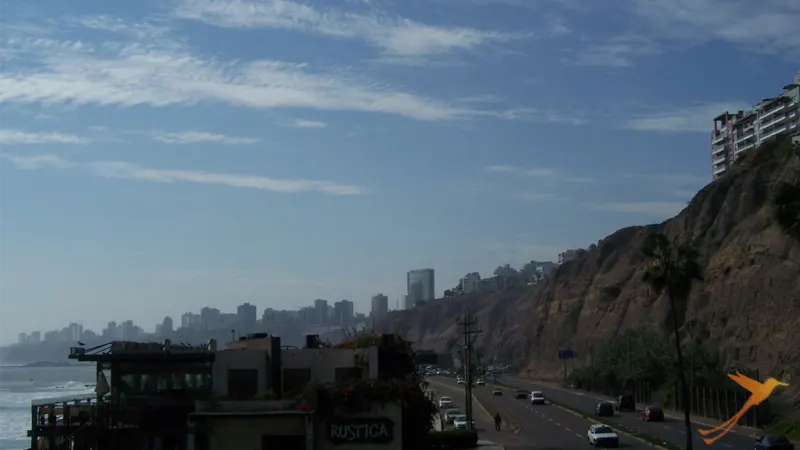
759,102,788,120
760,122,798,142
712,144,727,157
735,143,755,155
713,165,727,177
712,155,727,165
712,132,727,144
734,132,755,144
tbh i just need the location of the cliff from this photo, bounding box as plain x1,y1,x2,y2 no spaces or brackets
384,137,800,398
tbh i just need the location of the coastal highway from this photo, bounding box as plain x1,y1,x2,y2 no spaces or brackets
428,377,653,450
499,375,753,450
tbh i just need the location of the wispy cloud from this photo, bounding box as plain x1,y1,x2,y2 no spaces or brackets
589,201,687,218
622,102,751,133
483,165,595,183
513,191,560,202
0,129,88,145
568,35,662,68
0,31,559,123
287,119,327,128
2,154,367,195
172,0,528,59
632,0,800,56
151,131,259,145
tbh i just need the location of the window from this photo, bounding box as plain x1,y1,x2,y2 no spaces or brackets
282,368,311,395
334,367,363,383
227,369,258,400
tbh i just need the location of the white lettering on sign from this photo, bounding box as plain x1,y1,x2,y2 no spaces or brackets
329,422,391,442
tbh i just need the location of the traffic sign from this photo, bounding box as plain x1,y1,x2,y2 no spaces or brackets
558,350,575,360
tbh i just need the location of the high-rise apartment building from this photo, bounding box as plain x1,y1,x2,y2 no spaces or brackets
371,294,389,323
333,300,354,326
712,73,800,180
236,302,257,330
407,268,435,307
314,299,328,326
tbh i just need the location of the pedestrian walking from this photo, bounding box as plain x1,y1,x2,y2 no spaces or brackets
494,412,502,431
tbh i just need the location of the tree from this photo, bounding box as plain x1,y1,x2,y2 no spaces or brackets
772,140,800,242
641,232,703,450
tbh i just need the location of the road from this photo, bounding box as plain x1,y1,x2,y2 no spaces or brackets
498,375,754,450
428,377,655,450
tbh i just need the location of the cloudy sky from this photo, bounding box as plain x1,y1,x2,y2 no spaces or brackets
1,0,798,344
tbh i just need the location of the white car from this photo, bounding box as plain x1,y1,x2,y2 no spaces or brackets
452,415,474,430
530,391,545,405
587,424,619,448
475,379,486,386
444,408,462,424
438,396,452,408
456,377,465,385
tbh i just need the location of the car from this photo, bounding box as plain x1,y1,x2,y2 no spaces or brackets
595,401,615,417
617,394,636,412
755,435,795,450
456,377,465,385
587,424,619,448
475,379,486,386
444,408,462,424
513,389,530,399
452,415,475,431
530,391,545,405
438,396,452,408
641,405,664,422
493,387,503,396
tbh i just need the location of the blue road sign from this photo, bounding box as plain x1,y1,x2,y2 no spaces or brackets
558,350,575,360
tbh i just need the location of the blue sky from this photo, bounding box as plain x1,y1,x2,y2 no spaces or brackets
1,0,798,344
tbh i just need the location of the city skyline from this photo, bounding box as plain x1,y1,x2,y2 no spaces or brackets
2,0,798,345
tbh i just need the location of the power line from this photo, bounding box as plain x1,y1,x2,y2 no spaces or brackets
457,308,481,431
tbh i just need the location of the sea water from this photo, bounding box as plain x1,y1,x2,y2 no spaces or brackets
0,364,95,450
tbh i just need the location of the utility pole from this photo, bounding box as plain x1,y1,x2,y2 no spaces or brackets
457,308,481,432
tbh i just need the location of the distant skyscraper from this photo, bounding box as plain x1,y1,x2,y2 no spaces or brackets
371,294,389,323
334,300,354,326
237,302,258,331
314,299,328,326
407,269,435,306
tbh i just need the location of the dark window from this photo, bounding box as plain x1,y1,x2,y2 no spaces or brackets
283,368,312,395
262,434,306,450
227,369,258,400
334,367,363,383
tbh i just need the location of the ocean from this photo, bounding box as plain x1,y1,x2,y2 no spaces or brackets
0,364,96,450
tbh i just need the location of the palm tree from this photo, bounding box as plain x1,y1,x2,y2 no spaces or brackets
772,141,800,242
641,232,703,450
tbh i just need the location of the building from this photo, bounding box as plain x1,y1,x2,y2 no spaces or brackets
314,299,328,326
558,249,582,265
460,272,481,294
711,73,800,180
406,269,435,307
333,300,354,326
370,294,389,322
189,334,399,450
237,302,258,331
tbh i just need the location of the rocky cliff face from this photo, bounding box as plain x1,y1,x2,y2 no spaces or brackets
384,139,800,398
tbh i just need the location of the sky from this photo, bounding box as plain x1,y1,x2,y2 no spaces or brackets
1,0,798,345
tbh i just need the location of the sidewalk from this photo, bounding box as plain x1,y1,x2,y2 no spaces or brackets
507,376,764,437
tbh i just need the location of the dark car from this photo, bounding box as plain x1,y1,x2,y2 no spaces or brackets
641,405,664,422
617,394,636,412
755,436,795,450
596,401,615,417
514,389,530,399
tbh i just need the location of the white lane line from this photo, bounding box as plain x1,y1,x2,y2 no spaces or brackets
564,427,572,432
576,433,582,437
664,426,673,430
723,445,732,448
678,430,686,434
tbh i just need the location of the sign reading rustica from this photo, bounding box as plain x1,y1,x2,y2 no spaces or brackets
328,417,394,444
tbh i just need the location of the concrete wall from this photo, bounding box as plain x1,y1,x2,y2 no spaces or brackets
282,347,379,383
212,350,270,398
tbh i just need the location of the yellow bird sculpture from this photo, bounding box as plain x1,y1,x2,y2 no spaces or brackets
698,372,788,445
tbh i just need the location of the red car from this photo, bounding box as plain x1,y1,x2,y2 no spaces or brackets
641,405,664,422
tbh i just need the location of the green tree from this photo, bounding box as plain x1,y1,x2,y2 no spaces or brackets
641,233,703,450
772,141,800,242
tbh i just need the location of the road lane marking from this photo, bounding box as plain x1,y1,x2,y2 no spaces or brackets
576,433,582,437
564,427,572,432
723,445,732,448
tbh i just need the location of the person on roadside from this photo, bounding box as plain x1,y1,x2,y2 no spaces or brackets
494,412,502,431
